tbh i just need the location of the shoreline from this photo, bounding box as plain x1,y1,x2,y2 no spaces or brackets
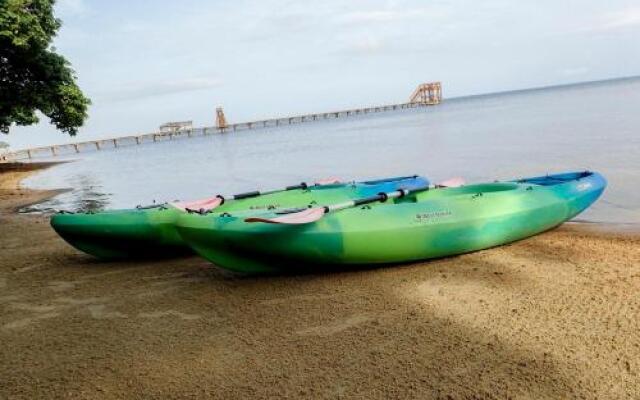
2,163,640,398
0,161,68,213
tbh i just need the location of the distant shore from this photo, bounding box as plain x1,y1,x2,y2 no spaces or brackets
1,162,640,398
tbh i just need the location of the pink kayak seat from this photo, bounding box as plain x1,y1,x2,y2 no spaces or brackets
437,177,465,188
171,196,223,212
314,177,341,185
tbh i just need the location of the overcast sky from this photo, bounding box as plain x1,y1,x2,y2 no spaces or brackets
5,0,640,149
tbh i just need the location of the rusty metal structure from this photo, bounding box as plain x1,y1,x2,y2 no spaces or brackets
215,107,228,130
4,83,442,161
409,82,442,105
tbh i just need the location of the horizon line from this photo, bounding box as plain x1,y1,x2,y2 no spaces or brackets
449,74,640,101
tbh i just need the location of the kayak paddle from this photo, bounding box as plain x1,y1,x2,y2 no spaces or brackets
172,180,327,213
245,177,464,225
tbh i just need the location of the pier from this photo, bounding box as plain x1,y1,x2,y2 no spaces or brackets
2,82,442,162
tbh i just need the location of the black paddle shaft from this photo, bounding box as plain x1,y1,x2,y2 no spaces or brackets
285,182,308,190
353,193,389,206
232,182,308,200
233,190,260,200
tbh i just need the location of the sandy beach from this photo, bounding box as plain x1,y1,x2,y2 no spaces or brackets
1,165,639,399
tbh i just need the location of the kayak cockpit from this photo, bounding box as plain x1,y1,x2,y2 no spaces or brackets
514,171,593,186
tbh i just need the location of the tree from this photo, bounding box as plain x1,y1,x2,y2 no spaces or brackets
0,0,90,135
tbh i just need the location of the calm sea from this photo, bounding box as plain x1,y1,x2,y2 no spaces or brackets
22,77,640,225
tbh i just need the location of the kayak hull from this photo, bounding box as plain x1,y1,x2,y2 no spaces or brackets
50,207,187,259
50,176,428,260
176,171,606,274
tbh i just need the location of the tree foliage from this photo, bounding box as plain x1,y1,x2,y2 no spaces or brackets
0,0,90,135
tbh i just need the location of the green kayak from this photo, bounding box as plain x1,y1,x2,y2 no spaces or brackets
175,171,606,274
50,175,429,259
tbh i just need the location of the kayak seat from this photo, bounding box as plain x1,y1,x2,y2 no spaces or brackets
172,197,222,212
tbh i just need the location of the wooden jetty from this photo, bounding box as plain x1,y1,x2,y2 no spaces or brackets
2,82,442,162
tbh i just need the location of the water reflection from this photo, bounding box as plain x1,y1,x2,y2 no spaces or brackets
70,174,111,213
20,174,110,214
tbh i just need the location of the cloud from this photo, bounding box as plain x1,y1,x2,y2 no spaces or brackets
335,10,408,24
119,21,154,34
560,67,589,77
334,8,448,25
341,35,385,55
239,4,451,44
96,77,223,102
597,7,640,31
56,0,88,17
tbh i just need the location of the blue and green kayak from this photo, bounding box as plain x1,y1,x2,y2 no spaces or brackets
50,175,429,259
175,171,606,274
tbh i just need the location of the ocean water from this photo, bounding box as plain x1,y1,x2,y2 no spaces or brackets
23,77,640,225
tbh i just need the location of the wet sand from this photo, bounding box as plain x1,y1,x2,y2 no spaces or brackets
1,165,639,399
